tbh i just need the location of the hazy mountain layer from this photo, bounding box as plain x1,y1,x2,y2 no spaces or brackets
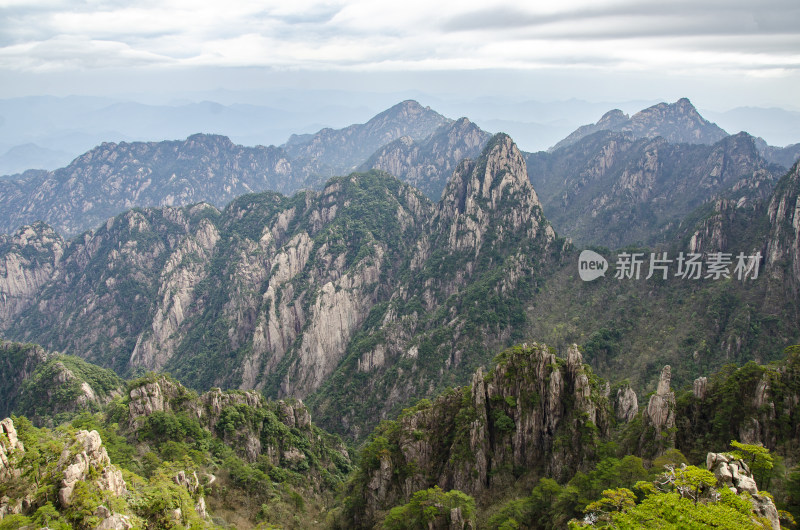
283,100,452,180
359,116,491,200
550,98,729,152
0,101,459,238
527,130,787,247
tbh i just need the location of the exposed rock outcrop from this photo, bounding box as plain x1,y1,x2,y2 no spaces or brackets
349,343,609,525
436,134,553,256
277,399,312,429
129,218,221,371
360,117,491,201
707,452,780,529
693,376,708,400
766,161,800,294
128,377,183,419
0,417,24,481
640,365,675,455
0,222,64,322
58,429,127,507
615,384,639,423
173,470,210,521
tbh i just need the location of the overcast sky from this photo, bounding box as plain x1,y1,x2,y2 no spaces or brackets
1,0,799,110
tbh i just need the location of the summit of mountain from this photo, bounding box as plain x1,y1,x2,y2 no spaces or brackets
282,100,452,177
550,98,729,152
528,128,787,247
359,116,491,200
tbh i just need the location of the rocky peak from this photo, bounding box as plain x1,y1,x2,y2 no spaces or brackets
198,387,263,425
0,417,24,481
627,98,728,145
277,399,312,430
551,98,728,151
348,343,610,525
379,100,439,125
597,109,629,129
58,429,127,507
282,100,451,173
693,376,708,399
437,134,550,253
615,383,639,423
128,376,184,420
641,365,676,454
359,116,490,201
656,365,671,394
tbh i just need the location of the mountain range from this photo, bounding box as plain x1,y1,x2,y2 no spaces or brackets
1,95,800,528
2,98,798,248
1,124,799,440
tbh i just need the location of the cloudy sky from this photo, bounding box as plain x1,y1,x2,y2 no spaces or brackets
1,0,799,109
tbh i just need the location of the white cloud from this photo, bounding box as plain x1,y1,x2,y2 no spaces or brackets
0,0,797,79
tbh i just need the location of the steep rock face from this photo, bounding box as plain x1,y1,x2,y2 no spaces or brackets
128,377,186,419
766,162,800,294
279,241,385,397
277,399,312,429
435,133,552,255
615,383,639,423
128,216,221,371
360,117,491,201
231,174,432,398
685,199,742,254
0,417,24,482
0,136,565,439
4,206,203,371
693,376,708,399
527,130,784,247
0,222,64,321
551,98,728,152
0,172,435,401
173,470,210,522
310,135,564,439
344,343,610,527
640,366,675,455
